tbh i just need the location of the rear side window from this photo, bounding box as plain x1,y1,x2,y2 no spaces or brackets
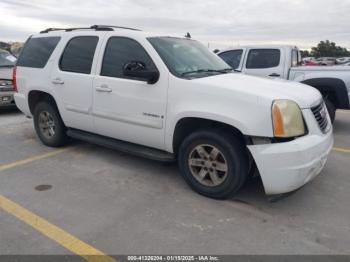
101,37,157,80
17,37,60,68
60,36,98,74
218,50,243,69
246,49,280,69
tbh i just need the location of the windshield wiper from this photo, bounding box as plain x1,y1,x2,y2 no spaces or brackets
220,68,241,73
181,68,233,76
219,68,235,72
0,65,14,68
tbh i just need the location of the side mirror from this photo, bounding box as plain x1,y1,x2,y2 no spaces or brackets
123,61,159,84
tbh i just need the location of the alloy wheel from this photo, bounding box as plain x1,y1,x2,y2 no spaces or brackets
188,144,228,187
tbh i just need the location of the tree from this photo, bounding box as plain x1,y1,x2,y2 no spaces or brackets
300,50,310,58
10,42,24,57
310,40,350,58
0,41,11,52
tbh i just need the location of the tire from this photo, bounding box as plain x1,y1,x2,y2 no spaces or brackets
178,129,249,199
324,98,336,124
33,101,68,147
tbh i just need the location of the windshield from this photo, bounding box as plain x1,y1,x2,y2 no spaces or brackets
0,50,16,67
148,37,231,79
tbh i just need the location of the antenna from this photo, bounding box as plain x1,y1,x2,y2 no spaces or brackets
185,32,191,39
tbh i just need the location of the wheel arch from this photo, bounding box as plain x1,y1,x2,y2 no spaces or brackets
171,117,250,156
28,90,60,115
301,78,349,109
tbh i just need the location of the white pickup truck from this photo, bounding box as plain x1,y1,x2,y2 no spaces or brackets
217,46,350,122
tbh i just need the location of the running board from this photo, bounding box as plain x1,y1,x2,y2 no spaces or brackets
66,129,175,163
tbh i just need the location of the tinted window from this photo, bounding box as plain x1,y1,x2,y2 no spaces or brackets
246,49,280,69
60,36,98,74
218,50,243,69
101,37,157,80
17,37,60,68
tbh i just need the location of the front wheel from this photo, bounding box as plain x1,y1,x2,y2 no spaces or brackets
178,129,249,199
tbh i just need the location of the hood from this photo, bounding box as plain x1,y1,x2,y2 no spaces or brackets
193,73,322,109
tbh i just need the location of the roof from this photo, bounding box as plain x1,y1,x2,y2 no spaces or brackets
34,25,187,40
219,44,298,53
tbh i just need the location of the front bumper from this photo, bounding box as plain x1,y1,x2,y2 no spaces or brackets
0,91,15,107
248,109,334,195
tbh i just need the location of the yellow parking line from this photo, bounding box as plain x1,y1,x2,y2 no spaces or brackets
0,195,117,262
333,147,350,153
0,148,117,261
0,148,70,172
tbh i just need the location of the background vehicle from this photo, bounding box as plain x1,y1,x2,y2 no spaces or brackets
302,57,319,66
317,57,337,66
0,49,17,108
336,57,350,64
14,26,333,199
336,62,350,66
217,45,350,122
304,60,319,66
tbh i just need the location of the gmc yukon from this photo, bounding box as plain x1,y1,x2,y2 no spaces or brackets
14,26,333,199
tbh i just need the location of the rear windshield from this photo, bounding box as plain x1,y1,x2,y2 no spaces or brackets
17,37,61,68
0,50,17,67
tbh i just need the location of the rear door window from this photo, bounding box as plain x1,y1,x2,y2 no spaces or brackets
246,49,280,69
17,37,61,68
218,50,243,69
60,36,99,74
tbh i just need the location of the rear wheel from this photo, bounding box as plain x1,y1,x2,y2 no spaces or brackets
178,129,249,199
324,97,336,123
33,101,68,147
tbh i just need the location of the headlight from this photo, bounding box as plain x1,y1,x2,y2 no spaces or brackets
272,100,306,138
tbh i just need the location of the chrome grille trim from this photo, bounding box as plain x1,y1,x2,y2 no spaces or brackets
311,102,329,133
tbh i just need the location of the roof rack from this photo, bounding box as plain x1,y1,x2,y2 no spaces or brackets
91,25,141,31
40,25,141,34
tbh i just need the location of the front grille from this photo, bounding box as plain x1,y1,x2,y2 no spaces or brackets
311,102,329,133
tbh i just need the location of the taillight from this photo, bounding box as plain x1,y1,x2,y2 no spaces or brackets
12,66,17,92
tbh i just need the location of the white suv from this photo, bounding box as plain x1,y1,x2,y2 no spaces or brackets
14,25,333,199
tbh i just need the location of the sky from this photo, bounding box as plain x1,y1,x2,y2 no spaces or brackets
0,0,349,51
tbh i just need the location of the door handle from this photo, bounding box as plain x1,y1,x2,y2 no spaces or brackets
269,73,280,77
95,85,112,93
52,78,64,85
